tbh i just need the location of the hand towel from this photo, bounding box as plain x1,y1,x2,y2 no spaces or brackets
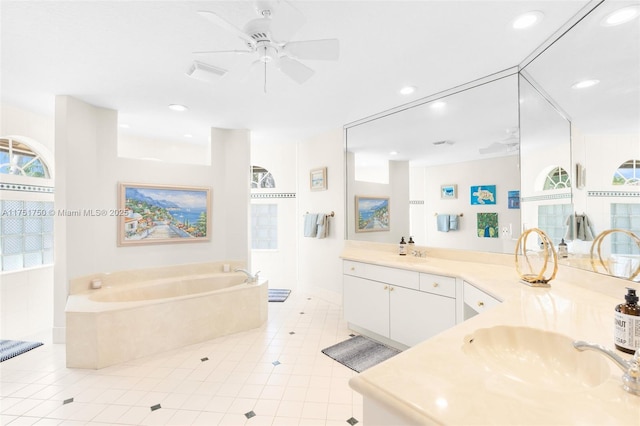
316,214,329,239
564,214,575,241
449,214,459,231
304,213,318,237
437,214,450,232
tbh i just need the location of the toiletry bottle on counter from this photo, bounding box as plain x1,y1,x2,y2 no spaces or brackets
614,288,640,354
558,239,568,258
408,236,415,247
399,237,407,256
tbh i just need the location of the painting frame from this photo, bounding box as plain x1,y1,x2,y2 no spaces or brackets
441,184,457,199
355,195,390,233
117,182,211,246
310,167,327,191
470,185,497,205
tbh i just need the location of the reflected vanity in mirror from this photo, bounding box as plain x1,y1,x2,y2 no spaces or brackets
521,0,640,281
344,0,639,280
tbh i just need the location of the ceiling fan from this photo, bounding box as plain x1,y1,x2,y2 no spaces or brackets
479,128,520,155
193,0,339,88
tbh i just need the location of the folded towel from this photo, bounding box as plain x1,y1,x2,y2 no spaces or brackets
304,214,318,237
437,214,450,232
449,215,459,231
316,214,329,239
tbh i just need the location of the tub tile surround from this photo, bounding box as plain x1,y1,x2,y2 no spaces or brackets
65,262,268,369
1,293,365,425
342,241,640,425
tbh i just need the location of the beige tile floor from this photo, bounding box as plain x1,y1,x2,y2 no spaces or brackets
0,292,364,425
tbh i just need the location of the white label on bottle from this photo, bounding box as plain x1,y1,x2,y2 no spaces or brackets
614,311,640,351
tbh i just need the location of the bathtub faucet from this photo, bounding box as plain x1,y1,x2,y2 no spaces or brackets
235,268,260,283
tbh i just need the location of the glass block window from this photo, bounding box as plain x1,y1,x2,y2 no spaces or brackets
537,204,573,245
251,203,278,250
251,165,276,189
543,166,571,190
612,159,640,186
0,138,51,178
610,203,640,255
1,200,55,272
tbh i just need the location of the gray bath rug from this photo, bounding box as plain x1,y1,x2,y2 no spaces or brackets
321,335,401,373
0,340,43,362
268,288,291,302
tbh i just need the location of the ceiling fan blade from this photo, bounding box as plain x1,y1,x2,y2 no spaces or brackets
268,0,306,42
197,10,255,47
283,39,340,60
277,56,314,84
193,49,254,55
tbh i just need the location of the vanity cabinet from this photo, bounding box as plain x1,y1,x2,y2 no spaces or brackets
343,260,456,347
463,280,501,320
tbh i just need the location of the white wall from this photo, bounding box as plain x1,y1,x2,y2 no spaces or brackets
0,103,55,339
415,155,521,253
118,133,211,165
250,141,298,290
297,128,345,304
53,96,250,342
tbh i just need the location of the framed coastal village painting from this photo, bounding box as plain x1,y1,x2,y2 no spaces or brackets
117,182,211,246
355,196,390,232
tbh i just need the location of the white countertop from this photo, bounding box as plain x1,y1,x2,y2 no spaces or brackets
343,242,640,425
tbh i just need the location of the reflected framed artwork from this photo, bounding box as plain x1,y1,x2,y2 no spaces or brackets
477,212,498,238
310,167,327,191
355,196,390,232
441,184,457,199
508,190,520,209
470,185,497,205
118,182,211,246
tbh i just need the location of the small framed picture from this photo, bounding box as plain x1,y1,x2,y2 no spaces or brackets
441,184,457,199
310,167,327,191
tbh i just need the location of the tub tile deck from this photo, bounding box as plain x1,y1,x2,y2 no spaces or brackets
1,291,364,425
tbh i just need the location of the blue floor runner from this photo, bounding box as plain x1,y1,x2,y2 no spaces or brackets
268,289,291,302
0,340,43,362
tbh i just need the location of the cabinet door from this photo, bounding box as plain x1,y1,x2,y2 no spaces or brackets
390,286,455,347
343,275,390,338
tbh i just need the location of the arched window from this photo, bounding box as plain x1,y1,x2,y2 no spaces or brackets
543,166,571,190
0,137,51,178
251,165,276,189
1,136,54,272
612,159,640,185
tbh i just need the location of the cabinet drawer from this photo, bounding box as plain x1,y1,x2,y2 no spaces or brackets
343,260,366,277
343,260,419,290
463,282,501,314
419,273,456,298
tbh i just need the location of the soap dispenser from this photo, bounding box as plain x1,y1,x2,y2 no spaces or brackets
399,237,407,256
558,239,568,258
614,288,640,354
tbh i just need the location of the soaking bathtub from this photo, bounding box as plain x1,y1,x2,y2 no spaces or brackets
65,262,268,369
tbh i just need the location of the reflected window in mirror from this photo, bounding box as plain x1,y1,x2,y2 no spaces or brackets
538,204,572,244
543,166,571,190
610,203,640,255
612,159,640,186
251,165,276,189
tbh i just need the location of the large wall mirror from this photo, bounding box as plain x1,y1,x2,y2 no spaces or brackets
521,0,640,280
345,0,639,280
345,71,521,254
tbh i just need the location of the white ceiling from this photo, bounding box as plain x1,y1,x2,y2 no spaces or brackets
1,0,593,146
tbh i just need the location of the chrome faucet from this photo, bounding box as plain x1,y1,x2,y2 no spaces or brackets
234,268,260,283
573,341,639,395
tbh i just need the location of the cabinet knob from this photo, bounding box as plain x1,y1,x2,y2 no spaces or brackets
477,301,485,308
390,287,394,291
350,267,355,271
432,282,439,288
383,285,388,290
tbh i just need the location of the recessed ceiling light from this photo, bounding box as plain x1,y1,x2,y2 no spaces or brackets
430,101,446,109
389,151,398,155
601,5,640,26
168,104,188,112
118,123,130,129
399,86,416,95
184,133,193,138
512,11,544,29
571,79,600,89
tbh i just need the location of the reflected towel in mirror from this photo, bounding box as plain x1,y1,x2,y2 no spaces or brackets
437,214,450,232
304,213,319,237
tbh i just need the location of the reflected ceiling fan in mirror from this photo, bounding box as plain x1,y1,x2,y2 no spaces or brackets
194,0,339,91
479,127,520,155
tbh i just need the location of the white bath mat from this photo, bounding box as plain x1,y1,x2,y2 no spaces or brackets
268,289,291,302
321,335,401,373
0,340,43,362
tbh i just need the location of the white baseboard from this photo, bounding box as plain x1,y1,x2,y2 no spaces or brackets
52,326,66,344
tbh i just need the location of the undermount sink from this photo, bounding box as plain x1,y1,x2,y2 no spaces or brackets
463,326,611,389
